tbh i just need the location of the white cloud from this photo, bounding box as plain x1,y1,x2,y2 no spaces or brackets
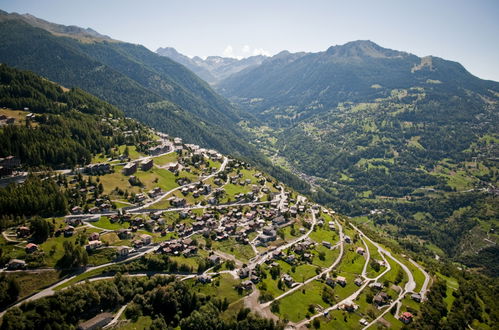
222,45,271,59
252,48,271,56
223,45,235,58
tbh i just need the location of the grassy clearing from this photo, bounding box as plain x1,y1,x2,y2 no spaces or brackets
190,273,242,303
5,270,61,299
309,227,338,244
117,315,153,329
437,273,459,310
152,152,178,166
93,216,129,230
311,245,340,268
212,239,255,262
118,145,144,160
87,248,117,266
40,226,100,267
277,280,328,322
289,264,319,282
319,310,363,330
336,247,365,275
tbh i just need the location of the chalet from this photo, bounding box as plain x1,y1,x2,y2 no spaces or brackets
359,319,369,326
89,232,100,241
133,239,143,248
241,280,253,290
322,241,332,249
148,187,162,198
71,206,83,215
86,240,102,250
77,312,113,330
356,247,365,255
344,235,351,243
373,292,389,306
328,221,336,230
89,207,100,214
411,293,422,302
400,312,414,324
173,137,182,145
140,158,153,171
340,300,357,312
354,278,363,286
84,163,111,175
285,254,296,264
325,278,335,288
7,259,26,270
17,226,30,237
272,216,287,226
208,254,221,265
0,156,20,169
117,229,133,239
282,274,295,286
140,234,152,245
170,197,186,207
25,243,38,253
336,276,347,287
166,162,179,172
66,217,83,226
117,246,130,257
122,162,137,175
64,225,75,237
371,282,384,290
239,267,250,278
198,275,212,284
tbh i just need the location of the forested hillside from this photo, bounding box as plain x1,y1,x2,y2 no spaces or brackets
0,10,309,194
0,64,149,168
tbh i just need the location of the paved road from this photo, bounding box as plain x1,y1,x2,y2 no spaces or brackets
128,156,228,212
248,208,319,269
409,258,430,299
262,218,344,308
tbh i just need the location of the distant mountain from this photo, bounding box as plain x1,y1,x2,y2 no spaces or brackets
156,47,267,84
218,40,497,120
155,47,216,83
218,40,499,272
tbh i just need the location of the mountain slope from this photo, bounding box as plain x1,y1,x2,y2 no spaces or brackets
0,11,310,198
218,40,497,122
0,11,244,156
218,40,499,273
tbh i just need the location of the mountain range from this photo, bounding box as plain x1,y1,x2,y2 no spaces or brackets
156,46,267,84
159,41,499,273
0,10,498,275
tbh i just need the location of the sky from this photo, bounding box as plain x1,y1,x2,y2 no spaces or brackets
1,0,498,81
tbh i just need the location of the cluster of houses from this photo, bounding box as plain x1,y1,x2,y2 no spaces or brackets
0,114,16,125
84,163,111,175
0,155,20,176
157,237,198,256
122,158,153,176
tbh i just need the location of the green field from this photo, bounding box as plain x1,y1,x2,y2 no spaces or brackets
4,270,61,300
212,239,255,262
277,280,329,322
40,226,100,267
189,273,242,303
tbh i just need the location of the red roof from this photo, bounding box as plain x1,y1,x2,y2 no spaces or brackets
26,243,37,249
401,312,413,318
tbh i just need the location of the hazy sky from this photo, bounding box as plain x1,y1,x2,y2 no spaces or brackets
1,0,498,81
